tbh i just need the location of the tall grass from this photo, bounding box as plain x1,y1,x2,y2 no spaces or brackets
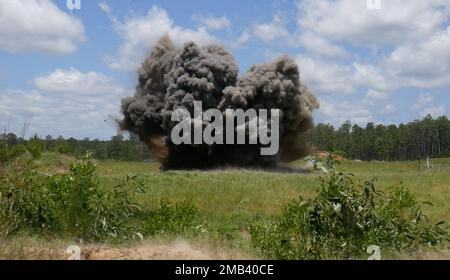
145,199,198,235
250,155,450,259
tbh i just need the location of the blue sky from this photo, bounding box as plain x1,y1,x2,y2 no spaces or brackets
0,0,449,139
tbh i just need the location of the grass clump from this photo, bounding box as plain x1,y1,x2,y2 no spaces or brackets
250,155,450,260
0,153,143,241
145,199,198,236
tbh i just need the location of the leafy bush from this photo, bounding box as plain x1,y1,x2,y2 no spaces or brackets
10,144,27,160
0,139,40,165
0,154,143,241
0,143,26,164
250,155,450,259
55,138,71,154
145,199,198,236
27,135,44,159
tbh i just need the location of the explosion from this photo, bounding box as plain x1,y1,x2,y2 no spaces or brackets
119,36,319,170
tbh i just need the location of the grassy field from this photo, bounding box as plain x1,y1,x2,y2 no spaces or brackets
1,153,450,259
96,157,450,220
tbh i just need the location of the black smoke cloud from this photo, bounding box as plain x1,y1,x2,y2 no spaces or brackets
120,36,319,170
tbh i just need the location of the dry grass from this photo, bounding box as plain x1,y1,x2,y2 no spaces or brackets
0,236,251,260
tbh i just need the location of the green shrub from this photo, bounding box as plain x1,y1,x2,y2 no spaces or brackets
0,143,27,164
55,138,70,154
0,154,143,241
145,199,198,236
10,144,27,159
0,143,8,164
27,135,44,159
250,155,450,260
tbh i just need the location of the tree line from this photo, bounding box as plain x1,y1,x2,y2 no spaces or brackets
310,115,450,161
1,114,449,162
0,133,150,162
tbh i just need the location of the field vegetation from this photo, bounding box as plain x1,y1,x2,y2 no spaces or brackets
1,146,449,259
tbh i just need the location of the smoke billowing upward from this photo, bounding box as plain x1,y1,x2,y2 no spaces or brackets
120,36,319,170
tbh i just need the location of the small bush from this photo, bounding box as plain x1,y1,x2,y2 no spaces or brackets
0,143,27,164
0,154,143,241
55,139,70,154
0,140,39,165
10,144,27,159
145,199,198,236
27,135,44,159
250,155,450,260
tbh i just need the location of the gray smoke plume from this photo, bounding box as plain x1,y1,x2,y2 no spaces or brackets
120,36,319,170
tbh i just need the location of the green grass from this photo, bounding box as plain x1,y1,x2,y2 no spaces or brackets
3,152,450,259
95,158,450,221
339,160,450,221
96,155,450,257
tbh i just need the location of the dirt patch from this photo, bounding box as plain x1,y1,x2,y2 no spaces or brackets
398,249,450,260
83,240,218,260
0,239,248,260
316,152,346,161
3,238,448,260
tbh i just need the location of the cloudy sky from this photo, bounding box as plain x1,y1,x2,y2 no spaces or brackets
0,0,449,139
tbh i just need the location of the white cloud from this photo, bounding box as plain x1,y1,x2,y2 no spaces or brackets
295,26,450,97
253,15,289,43
319,99,373,125
353,63,390,91
98,2,111,14
0,68,130,139
363,90,394,115
104,6,216,71
365,89,388,101
297,0,450,47
411,93,446,117
192,15,231,30
0,0,84,54
298,32,347,57
294,0,450,94
34,68,124,95
412,93,434,111
421,105,446,118
296,56,356,94
0,90,49,117
384,28,450,88
231,31,251,48
381,104,396,114
295,54,396,97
